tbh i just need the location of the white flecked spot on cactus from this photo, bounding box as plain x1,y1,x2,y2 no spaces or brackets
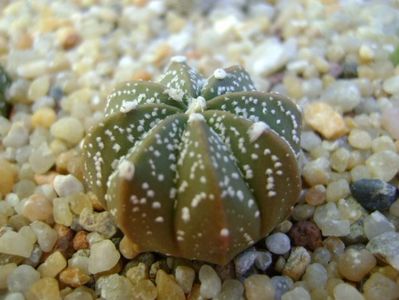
120,100,138,113
248,121,269,143
118,160,135,180
220,228,230,237
214,68,227,79
188,113,205,123
164,88,184,102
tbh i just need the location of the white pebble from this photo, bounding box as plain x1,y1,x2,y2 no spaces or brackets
88,240,120,274
199,265,222,298
0,231,34,258
53,174,84,197
281,287,311,300
366,150,399,181
30,221,58,252
3,122,29,148
265,233,291,255
50,117,84,145
7,265,40,293
363,211,395,240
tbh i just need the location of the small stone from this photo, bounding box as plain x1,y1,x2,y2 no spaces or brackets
389,199,399,217
348,129,372,149
337,248,376,282
28,75,50,101
334,283,365,300
30,221,58,252
311,247,331,267
88,240,120,274
234,247,257,277
366,231,399,271
281,287,311,300
175,265,195,294
132,279,157,300
382,75,399,94
119,235,140,259
302,157,330,186
73,231,89,250
363,273,399,300
304,102,348,139
322,80,361,113
282,247,311,281
59,267,91,288
126,262,147,284
68,250,90,275
371,136,396,153
215,279,244,300
156,269,185,300
326,179,350,202
350,179,398,212
382,107,399,140
7,264,40,293
29,143,55,174
271,276,294,300
21,194,53,222
37,251,67,278
330,148,350,173
300,131,321,152
53,197,73,226
50,117,84,145
96,274,134,300
3,292,25,300
0,263,17,289
79,208,116,238
366,150,399,181
63,288,93,300
68,192,92,215
292,204,315,221
53,174,84,197
254,251,272,271
26,277,61,300
323,237,345,260
265,232,291,255
199,265,221,298
0,160,17,196
31,107,57,128
0,230,34,258
313,203,350,237
305,185,326,206
363,211,395,240
289,221,322,251
3,122,29,148
244,274,275,300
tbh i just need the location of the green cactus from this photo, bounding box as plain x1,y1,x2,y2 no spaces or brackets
82,57,302,265
0,66,11,117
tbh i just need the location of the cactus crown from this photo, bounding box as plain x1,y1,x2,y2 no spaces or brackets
82,58,302,265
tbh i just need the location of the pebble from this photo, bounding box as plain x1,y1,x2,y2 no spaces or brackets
326,179,350,202
350,179,397,212
333,283,365,300
303,263,328,291
156,269,185,300
68,192,92,215
59,267,91,288
305,185,326,206
119,235,140,259
31,107,57,128
366,231,399,271
29,143,55,174
0,263,17,289
215,279,244,300
4,292,25,300
363,273,399,300
281,287,311,300
365,150,399,181
348,129,372,149
25,277,61,300
302,157,330,186
21,194,53,222
63,288,93,300
72,231,89,250
337,248,376,281
88,240,120,274
300,131,322,152
96,274,134,300
381,107,399,140
289,221,322,251
0,230,34,258
313,203,350,237
363,211,395,240
175,265,195,294
199,265,222,298
3,122,29,148
265,232,291,255
282,247,311,281
382,75,399,94
304,102,348,139
244,274,275,300
53,174,84,197
28,75,50,101
389,199,399,217
292,204,314,221
330,148,350,173
30,221,58,252
50,117,84,145
371,136,397,153
0,160,17,196
7,264,40,293
68,250,90,275
53,197,73,226
271,276,294,300
322,80,362,113
311,247,331,267
79,208,116,238
37,251,67,278
254,250,272,271
234,247,257,277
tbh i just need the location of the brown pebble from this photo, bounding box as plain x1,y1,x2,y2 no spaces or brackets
72,231,89,250
62,32,80,50
289,221,323,251
54,224,75,258
0,160,17,196
59,267,91,288
132,69,152,81
305,185,326,206
34,172,58,185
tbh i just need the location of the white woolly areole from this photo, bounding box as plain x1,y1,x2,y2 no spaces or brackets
220,228,230,237
118,160,135,180
165,88,184,102
186,96,206,115
214,68,227,79
248,121,269,142
171,55,187,63
188,112,205,123
120,100,138,113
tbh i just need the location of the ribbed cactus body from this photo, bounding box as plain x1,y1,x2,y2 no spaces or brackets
82,59,302,265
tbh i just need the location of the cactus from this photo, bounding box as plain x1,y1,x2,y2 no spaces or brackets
0,66,11,117
82,57,302,265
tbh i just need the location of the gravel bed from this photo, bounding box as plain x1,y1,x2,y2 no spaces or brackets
1,0,399,299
